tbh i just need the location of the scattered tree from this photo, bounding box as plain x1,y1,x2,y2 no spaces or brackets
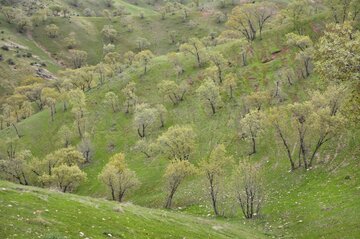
104,92,120,113
45,24,59,38
164,160,196,208
200,144,232,216
196,80,222,115
233,161,264,219
99,153,140,202
223,73,237,99
134,50,154,74
122,82,137,114
239,110,264,155
134,103,157,138
157,125,196,161
69,50,88,69
180,38,206,67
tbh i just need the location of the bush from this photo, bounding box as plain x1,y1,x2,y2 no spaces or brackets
1,45,9,51
7,58,15,65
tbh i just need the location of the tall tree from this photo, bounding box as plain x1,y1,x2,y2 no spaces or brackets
200,144,233,216
227,3,275,41
315,22,360,122
164,160,196,208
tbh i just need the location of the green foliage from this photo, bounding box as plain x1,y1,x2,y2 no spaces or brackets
157,125,196,161
103,92,119,113
164,160,196,208
134,103,157,138
196,79,222,115
98,153,140,202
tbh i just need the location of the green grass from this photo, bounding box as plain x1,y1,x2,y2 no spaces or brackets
0,180,267,239
0,1,359,238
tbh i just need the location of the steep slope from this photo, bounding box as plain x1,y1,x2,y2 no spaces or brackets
0,180,267,239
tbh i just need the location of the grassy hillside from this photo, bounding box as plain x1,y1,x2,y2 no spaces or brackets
0,180,267,239
0,0,359,238
0,0,224,102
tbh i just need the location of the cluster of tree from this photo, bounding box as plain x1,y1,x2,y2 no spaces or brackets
0,141,87,193
1,6,33,33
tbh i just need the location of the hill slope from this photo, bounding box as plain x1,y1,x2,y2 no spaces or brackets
0,180,267,239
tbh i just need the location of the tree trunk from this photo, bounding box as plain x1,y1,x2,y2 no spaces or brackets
276,125,296,171
208,176,219,216
209,101,216,115
12,123,21,138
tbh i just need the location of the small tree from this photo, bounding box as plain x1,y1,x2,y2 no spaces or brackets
134,50,154,74
325,0,360,23
158,80,187,105
200,144,233,216
58,125,73,148
124,51,135,66
104,92,119,113
227,3,275,41
164,160,196,208
0,149,32,185
156,104,167,128
286,33,314,78
122,82,137,114
134,103,157,138
245,91,270,111
15,15,32,33
196,80,222,115
157,125,196,161
69,50,87,69
223,73,237,99
234,161,263,219
50,165,86,192
64,32,77,49
41,87,60,122
102,25,118,43
1,7,19,23
77,135,94,163
98,153,140,202
284,0,312,34
2,104,22,138
136,37,151,51
315,22,360,122
69,89,87,138
45,24,60,38
180,38,206,67
239,110,264,155
208,52,227,84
